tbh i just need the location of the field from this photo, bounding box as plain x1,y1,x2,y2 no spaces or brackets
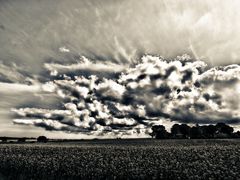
0,139,239,180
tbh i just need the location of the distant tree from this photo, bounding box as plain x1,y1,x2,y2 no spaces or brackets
18,138,26,143
171,124,191,138
0,137,7,143
232,131,240,138
179,124,191,138
149,132,155,138
198,126,206,138
37,136,48,143
216,123,234,135
204,125,217,138
189,124,216,139
152,123,235,139
171,124,180,138
151,125,169,139
190,126,201,139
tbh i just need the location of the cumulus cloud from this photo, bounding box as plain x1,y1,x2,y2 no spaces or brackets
13,55,240,136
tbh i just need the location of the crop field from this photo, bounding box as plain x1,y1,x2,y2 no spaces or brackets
0,139,239,180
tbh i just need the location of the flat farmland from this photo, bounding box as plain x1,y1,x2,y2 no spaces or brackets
0,139,239,180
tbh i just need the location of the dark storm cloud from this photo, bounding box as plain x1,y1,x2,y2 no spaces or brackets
13,55,240,136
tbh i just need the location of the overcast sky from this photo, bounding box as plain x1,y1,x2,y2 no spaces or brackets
0,0,240,138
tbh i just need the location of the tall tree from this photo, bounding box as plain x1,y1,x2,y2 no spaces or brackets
151,125,169,139
171,124,180,137
190,126,201,139
179,124,191,138
216,123,234,135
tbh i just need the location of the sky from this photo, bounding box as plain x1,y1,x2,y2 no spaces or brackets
0,0,240,138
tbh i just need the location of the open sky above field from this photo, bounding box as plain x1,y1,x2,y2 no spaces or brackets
0,0,239,138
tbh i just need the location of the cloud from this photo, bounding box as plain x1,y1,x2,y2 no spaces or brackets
0,62,42,95
13,54,240,136
2,0,240,69
0,82,41,94
198,64,240,85
0,62,35,84
44,56,127,78
59,46,70,53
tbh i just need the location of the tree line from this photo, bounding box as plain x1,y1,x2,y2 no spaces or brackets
150,123,240,139
0,136,48,143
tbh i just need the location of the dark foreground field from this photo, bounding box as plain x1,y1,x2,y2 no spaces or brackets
0,139,239,180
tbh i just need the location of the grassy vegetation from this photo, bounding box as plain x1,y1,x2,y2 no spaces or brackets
0,139,239,180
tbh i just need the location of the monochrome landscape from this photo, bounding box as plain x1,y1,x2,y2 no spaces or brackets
0,0,240,179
